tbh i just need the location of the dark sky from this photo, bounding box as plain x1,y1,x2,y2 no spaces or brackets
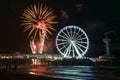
0,0,120,56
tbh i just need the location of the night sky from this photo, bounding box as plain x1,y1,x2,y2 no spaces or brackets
0,0,120,57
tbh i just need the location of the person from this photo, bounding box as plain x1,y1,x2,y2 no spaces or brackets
14,64,17,71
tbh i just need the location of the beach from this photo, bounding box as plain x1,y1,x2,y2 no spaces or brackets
0,70,68,80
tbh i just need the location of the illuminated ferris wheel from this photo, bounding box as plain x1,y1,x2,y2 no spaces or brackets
56,25,89,58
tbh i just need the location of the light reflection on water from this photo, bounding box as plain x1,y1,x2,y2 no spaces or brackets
22,66,120,80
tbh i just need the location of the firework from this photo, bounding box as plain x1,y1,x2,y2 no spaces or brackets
21,3,57,54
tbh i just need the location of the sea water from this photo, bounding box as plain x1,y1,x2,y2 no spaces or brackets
22,65,120,80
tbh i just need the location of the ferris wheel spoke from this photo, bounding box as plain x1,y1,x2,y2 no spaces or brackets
62,30,69,38
77,37,87,41
59,43,69,51
73,27,76,38
76,43,87,49
58,34,68,40
74,28,80,38
63,44,71,57
77,33,84,40
66,28,71,37
75,43,84,53
57,38,67,42
77,41,88,44
70,27,72,37
57,41,68,46
62,48,68,57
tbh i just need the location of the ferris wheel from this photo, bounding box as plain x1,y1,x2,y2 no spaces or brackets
56,25,89,58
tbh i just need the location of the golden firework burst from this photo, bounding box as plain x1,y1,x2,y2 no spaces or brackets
21,3,57,40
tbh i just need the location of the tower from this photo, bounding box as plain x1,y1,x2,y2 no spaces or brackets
103,31,114,57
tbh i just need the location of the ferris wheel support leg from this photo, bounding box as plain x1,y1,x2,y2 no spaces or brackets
71,41,82,58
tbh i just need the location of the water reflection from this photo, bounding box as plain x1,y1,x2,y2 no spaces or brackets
28,66,54,76
23,66,120,80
